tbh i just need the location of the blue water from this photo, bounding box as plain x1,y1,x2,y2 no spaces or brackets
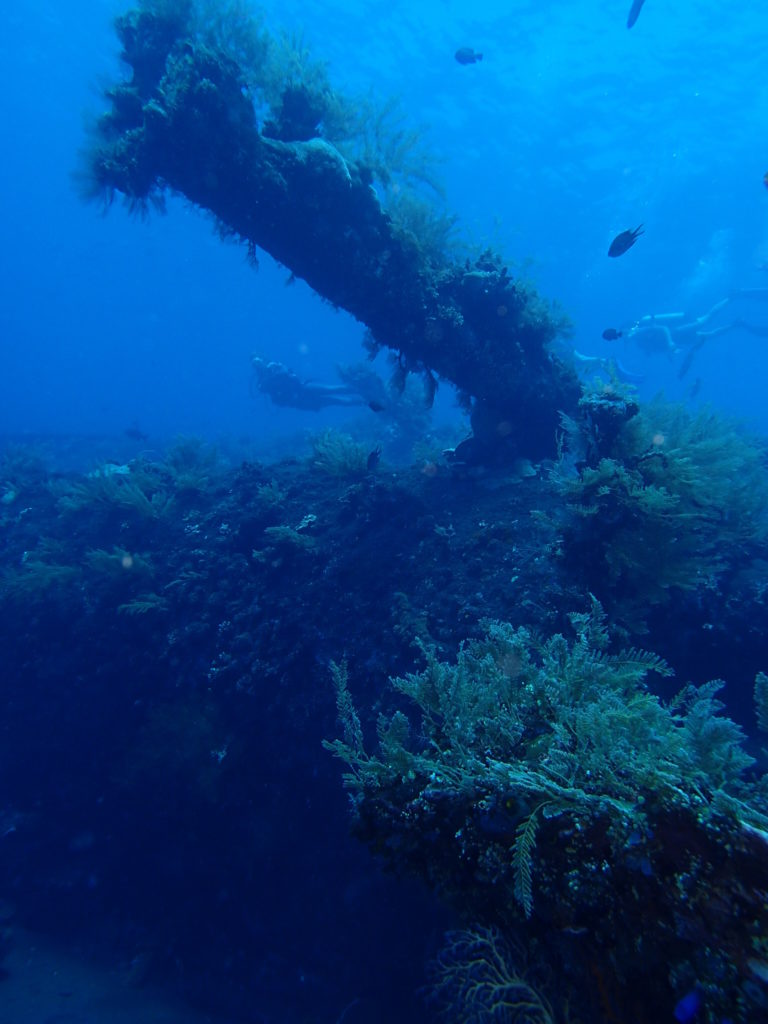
1,0,766,442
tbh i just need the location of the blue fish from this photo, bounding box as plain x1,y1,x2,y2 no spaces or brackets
608,224,644,257
455,47,483,65
627,0,646,28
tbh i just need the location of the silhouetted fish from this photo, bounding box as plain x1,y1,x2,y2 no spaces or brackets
602,328,622,341
455,47,482,65
423,368,438,408
627,0,646,28
608,225,643,257
124,425,149,441
366,446,381,471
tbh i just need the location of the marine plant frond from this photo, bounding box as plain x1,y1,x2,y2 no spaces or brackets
385,189,459,266
551,392,768,628
53,466,171,520
268,28,326,92
124,188,167,220
133,0,194,30
2,560,81,603
85,547,154,579
512,804,543,918
328,659,365,759
163,435,220,493
755,672,768,735
344,92,442,196
671,678,727,714
310,429,368,476
673,680,755,789
117,592,168,615
428,926,556,1024
376,711,414,779
611,647,673,681
567,592,610,650
193,0,270,75
328,602,763,852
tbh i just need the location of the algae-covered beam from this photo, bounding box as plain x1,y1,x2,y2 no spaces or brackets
85,2,580,457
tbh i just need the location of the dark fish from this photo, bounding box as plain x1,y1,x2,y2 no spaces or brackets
423,368,438,408
608,224,644,258
124,425,149,441
602,328,623,341
627,0,646,28
764,170,768,190
366,446,381,471
455,47,483,65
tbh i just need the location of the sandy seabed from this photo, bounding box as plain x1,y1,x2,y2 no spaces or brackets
0,929,237,1024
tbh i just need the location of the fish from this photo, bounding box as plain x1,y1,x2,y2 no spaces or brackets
423,368,438,408
602,328,622,341
124,425,149,441
366,446,381,471
627,0,646,28
764,170,768,190
608,224,644,257
455,47,483,65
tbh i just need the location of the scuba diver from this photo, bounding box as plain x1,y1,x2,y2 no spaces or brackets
570,351,645,385
250,357,389,412
605,289,768,379
620,299,734,362
251,357,368,411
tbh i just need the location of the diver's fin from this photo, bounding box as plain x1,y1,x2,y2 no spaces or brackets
627,0,646,28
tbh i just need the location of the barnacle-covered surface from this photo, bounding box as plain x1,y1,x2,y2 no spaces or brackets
327,608,768,1021
1,423,768,1020
82,0,579,459
548,387,768,631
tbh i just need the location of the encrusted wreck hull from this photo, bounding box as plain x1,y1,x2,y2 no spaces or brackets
87,5,580,458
